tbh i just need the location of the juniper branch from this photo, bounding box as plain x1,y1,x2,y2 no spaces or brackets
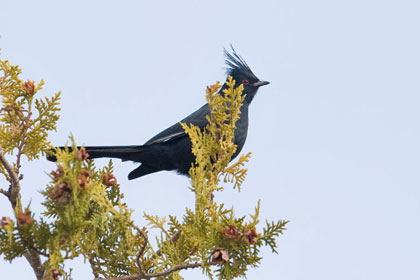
0,145,20,208
89,255,100,279
15,111,32,176
94,262,203,280
24,250,44,280
0,145,45,279
132,225,148,277
0,188,10,197
154,229,182,258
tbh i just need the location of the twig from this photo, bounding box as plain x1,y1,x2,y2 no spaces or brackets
0,188,10,197
132,225,148,277
15,111,31,177
89,254,100,279
144,262,202,278
154,230,182,258
32,246,49,258
0,145,21,208
94,262,203,280
0,145,44,279
94,227,200,280
24,250,44,280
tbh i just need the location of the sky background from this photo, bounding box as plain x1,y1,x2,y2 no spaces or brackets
1,0,420,279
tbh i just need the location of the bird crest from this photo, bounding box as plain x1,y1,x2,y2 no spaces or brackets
224,45,257,80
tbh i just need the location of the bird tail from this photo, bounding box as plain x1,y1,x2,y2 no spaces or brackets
46,145,145,162
46,144,169,180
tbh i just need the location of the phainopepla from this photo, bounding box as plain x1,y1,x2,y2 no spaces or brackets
47,47,269,180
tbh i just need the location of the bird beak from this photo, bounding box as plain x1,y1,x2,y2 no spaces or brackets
253,80,270,87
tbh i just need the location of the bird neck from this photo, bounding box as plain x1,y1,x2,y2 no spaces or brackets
243,91,256,104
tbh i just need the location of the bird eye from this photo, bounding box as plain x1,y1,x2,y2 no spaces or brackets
242,79,249,85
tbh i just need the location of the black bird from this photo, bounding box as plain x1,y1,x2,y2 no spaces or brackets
47,47,269,180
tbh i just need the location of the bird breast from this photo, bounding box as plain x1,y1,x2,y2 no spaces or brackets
232,107,249,159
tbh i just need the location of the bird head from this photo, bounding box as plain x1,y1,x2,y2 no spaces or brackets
224,46,269,104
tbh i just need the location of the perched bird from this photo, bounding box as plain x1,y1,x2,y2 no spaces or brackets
47,47,269,180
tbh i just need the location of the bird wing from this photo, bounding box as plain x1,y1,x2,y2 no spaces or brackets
144,104,210,145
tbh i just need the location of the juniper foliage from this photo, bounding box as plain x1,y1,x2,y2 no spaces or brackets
0,57,288,280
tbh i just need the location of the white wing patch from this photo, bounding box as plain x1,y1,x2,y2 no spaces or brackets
147,130,186,145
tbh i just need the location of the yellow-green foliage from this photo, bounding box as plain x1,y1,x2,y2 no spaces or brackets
146,77,288,280
181,78,247,206
42,145,144,278
0,56,287,280
0,60,60,161
0,58,61,268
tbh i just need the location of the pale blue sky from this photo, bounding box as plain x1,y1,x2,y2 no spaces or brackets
1,1,420,279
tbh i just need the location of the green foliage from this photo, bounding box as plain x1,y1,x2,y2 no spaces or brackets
40,145,144,278
182,78,249,200
0,55,288,280
0,217,27,260
143,77,289,279
0,58,61,277
0,59,60,162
